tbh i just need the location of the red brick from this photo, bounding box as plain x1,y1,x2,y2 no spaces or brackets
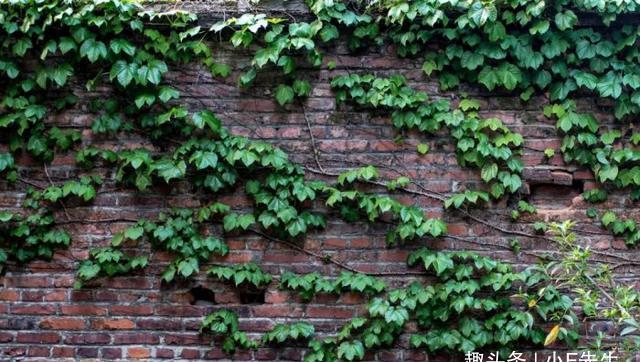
0,290,19,301
306,306,355,319
51,347,75,357
11,304,56,315
17,332,60,344
113,333,159,344
27,346,50,357
180,349,200,359
64,333,111,345
60,305,108,316
91,319,136,330
127,347,151,359
101,347,122,359
0,332,13,343
5,276,49,288
156,348,175,359
40,318,86,330
110,305,153,316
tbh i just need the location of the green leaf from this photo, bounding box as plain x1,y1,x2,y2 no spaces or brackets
109,61,137,87
80,39,107,63
416,143,429,155
481,163,498,182
124,226,144,240
275,84,295,106
292,80,312,97
468,3,496,26
211,63,232,77
337,341,365,361
554,10,577,30
544,148,555,158
158,87,180,103
496,63,522,91
192,110,221,133
597,72,623,99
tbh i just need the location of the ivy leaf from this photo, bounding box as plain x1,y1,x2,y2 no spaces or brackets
468,3,495,26
154,160,186,183
51,64,74,87
529,20,549,35
544,148,555,158
460,52,484,70
496,63,522,90
597,71,623,99
549,80,577,101
211,63,232,77
573,72,598,90
79,39,107,63
275,84,295,106
192,110,221,133
554,10,577,31
481,163,498,182
416,143,429,155
576,40,596,59
158,86,180,103
124,226,144,241
598,164,618,182
292,80,312,97
337,341,365,361
478,66,498,91
195,152,219,170
287,218,307,237
109,61,138,87
110,39,136,56
135,93,155,108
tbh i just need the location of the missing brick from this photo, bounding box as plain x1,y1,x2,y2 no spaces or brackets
239,290,265,305
189,286,217,306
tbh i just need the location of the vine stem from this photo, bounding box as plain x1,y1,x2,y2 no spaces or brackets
303,166,640,266
302,105,326,173
247,228,426,277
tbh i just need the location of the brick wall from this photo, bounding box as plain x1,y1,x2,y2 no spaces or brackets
1,1,637,361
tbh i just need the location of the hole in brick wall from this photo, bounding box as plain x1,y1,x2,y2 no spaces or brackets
239,290,265,304
189,286,217,306
572,179,585,192
529,182,582,205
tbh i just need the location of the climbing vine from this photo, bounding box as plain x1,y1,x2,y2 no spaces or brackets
1,0,640,360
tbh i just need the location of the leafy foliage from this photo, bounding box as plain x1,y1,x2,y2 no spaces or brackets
302,249,578,361
331,74,524,201
601,210,640,246
279,271,385,301
208,263,273,289
0,210,70,270
200,310,258,354
2,0,636,359
77,205,229,285
262,322,315,345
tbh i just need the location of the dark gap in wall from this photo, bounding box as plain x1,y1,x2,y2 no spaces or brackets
239,290,265,304
572,179,585,193
189,286,217,306
529,182,582,206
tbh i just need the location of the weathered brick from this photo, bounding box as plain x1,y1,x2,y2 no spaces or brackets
39,318,86,330
91,319,136,330
110,305,154,316
60,304,108,316
127,347,151,359
16,332,60,344
101,347,122,359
